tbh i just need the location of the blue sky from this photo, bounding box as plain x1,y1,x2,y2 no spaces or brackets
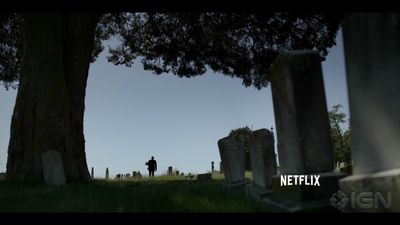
0,29,348,177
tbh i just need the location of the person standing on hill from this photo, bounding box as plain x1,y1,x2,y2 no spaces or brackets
146,156,157,177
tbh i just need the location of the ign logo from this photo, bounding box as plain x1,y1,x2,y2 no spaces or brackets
330,191,392,210
329,191,349,210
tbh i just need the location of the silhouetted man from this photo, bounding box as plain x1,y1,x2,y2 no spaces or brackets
146,156,157,177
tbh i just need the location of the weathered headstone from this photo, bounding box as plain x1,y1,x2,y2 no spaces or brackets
197,173,212,181
41,150,66,185
0,172,6,181
132,171,137,177
264,50,345,211
249,129,277,189
185,173,195,179
245,129,277,201
175,170,179,176
339,13,400,212
91,167,94,179
106,167,109,179
270,50,334,174
168,166,173,175
218,135,246,184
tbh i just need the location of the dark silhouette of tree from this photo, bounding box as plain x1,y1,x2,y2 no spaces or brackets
0,13,343,182
102,13,343,89
0,13,22,90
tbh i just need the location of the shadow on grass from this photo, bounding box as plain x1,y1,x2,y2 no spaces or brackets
0,178,270,212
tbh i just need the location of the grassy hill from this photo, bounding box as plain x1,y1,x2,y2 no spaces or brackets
0,173,269,212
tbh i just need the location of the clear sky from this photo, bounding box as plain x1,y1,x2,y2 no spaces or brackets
0,29,348,177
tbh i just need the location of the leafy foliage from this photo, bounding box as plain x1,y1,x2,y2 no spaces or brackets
328,104,351,165
0,13,22,90
0,13,343,90
105,13,343,89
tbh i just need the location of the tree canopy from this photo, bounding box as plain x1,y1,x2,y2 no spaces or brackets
1,12,343,90
0,13,22,90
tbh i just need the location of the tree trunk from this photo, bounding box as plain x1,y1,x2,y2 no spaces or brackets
6,13,101,182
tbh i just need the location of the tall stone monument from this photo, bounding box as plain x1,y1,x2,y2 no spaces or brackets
340,13,400,212
265,50,345,211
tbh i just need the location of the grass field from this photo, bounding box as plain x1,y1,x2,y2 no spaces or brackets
0,173,269,212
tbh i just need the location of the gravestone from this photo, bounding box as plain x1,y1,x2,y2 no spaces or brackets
91,167,94,179
132,171,137,177
211,161,215,173
339,13,400,212
180,172,184,176
186,173,195,179
270,50,333,174
264,50,345,211
106,167,109,179
125,173,131,178
175,170,179,176
245,129,276,201
168,166,173,175
249,129,277,189
0,172,6,180
41,150,66,185
197,173,212,181
218,135,246,184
